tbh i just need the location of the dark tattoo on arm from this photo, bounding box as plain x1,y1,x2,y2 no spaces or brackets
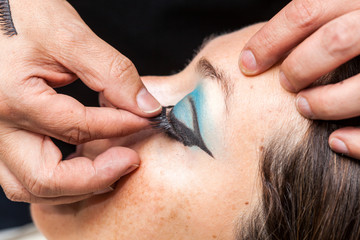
0,0,17,37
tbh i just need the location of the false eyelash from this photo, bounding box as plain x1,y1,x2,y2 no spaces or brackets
0,0,17,37
149,106,181,141
149,104,213,157
149,106,172,129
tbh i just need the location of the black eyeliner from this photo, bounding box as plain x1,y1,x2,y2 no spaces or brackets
0,0,17,37
171,98,213,157
150,103,213,157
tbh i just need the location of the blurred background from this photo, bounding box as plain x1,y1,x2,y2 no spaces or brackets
0,0,289,237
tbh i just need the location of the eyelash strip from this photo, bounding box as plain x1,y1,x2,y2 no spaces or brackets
0,0,17,37
149,106,180,141
149,104,213,157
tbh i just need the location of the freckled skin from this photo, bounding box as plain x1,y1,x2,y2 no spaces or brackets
35,121,257,239
31,23,300,240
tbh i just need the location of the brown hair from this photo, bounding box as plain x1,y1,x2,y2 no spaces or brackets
237,56,360,240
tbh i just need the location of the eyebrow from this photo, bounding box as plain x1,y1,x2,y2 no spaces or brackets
195,57,234,108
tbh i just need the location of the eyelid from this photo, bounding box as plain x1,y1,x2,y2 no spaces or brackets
195,57,233,110
150,87,214,158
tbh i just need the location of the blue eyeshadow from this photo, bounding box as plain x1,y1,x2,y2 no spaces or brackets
171,98,194,131
172,84,206,136
150,83,213,157
188,85,206,137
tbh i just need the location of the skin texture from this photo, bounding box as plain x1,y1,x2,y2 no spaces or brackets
0,0,161,204
31,24,306,240
239,0,360,159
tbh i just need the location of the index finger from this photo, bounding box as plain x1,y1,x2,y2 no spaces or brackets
11,80,149,144
239,0,359,75
51,25,162,117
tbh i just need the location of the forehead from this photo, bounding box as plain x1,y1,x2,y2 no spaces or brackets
197,24,263,65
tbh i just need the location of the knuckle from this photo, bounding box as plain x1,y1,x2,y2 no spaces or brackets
26,171,58,197
109,54,138,82
65,110,92,144
55,21,92,60
255,30,278,54
5,191,24,202
27,175,48,196
282,56,299,76
67,127,91,144
57,21,89,45
3,187,28,202
281,57,304,86
322,20,359,57
286,0,321,30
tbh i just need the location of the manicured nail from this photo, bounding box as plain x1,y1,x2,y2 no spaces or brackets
279,71,296,92
330,138,349,155
121,164,140,177
296,96,314,119
239,50,257,74
136,87,162,114
93,186,114,195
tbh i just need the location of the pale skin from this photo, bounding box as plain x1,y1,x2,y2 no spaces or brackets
239,0,360,159
0,0,163,204
31,24,307,240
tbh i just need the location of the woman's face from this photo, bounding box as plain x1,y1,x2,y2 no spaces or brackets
31,23,302,240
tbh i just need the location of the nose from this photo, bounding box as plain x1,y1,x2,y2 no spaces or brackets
141,75,194,107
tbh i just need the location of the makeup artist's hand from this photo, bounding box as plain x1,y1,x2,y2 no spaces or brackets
239,0,360,159
0,0,161,204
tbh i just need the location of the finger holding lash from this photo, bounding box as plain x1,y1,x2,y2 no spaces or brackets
0,0,160,204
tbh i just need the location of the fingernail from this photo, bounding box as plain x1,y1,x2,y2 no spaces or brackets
121,164,140,177
136,87,162,114
296,96,314,119
239,50,257,74
279,71,296,92
330,138,349,155
93,186,114,195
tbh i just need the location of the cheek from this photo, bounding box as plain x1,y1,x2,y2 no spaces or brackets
31,135,255,240
98,168,195,239
31,168,196,240
127,137,253,239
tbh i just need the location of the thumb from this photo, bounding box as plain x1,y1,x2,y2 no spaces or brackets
54,29,162,117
